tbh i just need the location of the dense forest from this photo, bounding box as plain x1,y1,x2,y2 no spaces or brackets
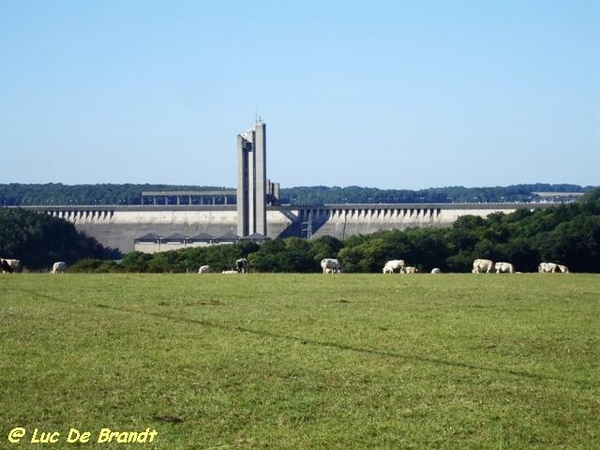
3,189,597,273
0,183,592,206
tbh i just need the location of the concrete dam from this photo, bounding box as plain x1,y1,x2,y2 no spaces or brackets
23,202,549,254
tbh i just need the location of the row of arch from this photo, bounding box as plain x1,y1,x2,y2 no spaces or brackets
298,207,442,222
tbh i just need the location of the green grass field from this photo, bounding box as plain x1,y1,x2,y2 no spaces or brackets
1,273,598,449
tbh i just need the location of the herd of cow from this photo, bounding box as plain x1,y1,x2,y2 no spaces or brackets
319,258,568,275
470,258,569,274
198,257,570,275
0,259,68,274
318,258,569,275
0,257,570,275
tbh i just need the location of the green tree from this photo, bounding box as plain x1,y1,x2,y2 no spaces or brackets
249,239,287,272
0,208,115,270
121,251,153,272
405,228,449,272
309,235,344,264
337,246,362,273
548,217,600,272
283,238,319,272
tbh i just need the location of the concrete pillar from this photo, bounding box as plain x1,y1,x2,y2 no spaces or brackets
237,120,267,237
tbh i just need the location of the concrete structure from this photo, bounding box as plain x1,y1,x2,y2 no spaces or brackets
17,202,559,253
141,190,236,205
237,120,267,237
290,203,526,239
133,230,270,253
4,123,564,254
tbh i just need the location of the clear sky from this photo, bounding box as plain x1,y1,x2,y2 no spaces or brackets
1,0,598,190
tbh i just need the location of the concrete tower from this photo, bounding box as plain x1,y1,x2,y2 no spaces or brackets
237,120,267,237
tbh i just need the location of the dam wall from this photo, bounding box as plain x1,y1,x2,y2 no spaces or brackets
19,203,545,254
291,203,520,239
37,206,293,253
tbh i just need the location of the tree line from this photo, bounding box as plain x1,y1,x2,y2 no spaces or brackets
2,189,598,273
0,183,591,206
73,188,599,274
279,184,590,205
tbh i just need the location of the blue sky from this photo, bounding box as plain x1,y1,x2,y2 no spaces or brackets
1,0,598,190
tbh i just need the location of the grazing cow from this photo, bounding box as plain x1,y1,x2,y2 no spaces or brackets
472,259,494,273
494,262,514,273
197,265,211,274
431,268,441,274
382,259,405,274
321,258,343,274
51,261,67,274
539,262,559,273
557,264,569,273
1,259,14,273
1,258,21,273
403,266,418,274
235,258,249,273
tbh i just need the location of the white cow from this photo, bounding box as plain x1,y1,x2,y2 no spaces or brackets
51,261,67,274
321,258,343,274
472,259,494,273
539,262,559,273
1,258,21,273
197,265,211,274
494,262,514,273
431,268,441,274
557,264,570,273
235,258,249,273
403,266,418,274
382,259,405,274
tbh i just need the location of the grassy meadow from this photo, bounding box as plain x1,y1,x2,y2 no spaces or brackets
0,273,598,449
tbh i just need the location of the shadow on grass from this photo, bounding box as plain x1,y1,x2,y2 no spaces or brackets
103,302,599,388
29,290,596,389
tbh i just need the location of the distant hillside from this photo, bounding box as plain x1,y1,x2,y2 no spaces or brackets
279,184,592,205
0,183,230,206
0,183,593,206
